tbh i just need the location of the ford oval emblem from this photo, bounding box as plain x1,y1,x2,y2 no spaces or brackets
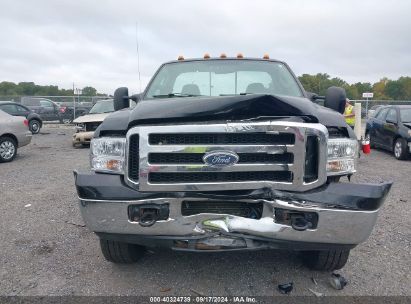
203,151,239,167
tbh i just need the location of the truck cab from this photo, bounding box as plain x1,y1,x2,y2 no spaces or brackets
74,55,392,270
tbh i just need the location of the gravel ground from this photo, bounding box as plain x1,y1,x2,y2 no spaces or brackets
0,126,410,297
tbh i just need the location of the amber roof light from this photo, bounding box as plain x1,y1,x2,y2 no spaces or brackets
177,55,184,60
220,53,227,58
237,53,244,59
204,53,210,59
263,54,270,59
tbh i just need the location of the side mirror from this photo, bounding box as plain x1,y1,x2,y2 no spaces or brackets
114,87,130,111
324,86,346,114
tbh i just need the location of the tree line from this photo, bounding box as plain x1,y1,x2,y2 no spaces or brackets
298,74,411,100
0,81,100,97
1,75,411,100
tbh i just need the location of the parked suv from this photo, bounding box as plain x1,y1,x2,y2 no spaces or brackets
0,101,43,134
74,56,392,270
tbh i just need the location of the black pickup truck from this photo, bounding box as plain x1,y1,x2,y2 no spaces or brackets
20,97,91,123
74,56,392,271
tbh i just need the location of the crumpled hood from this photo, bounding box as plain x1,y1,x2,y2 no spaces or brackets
130,94,347,127
73,113,111,123
96,94,350,137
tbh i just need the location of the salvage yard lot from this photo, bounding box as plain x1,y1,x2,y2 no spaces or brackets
0,127,410,296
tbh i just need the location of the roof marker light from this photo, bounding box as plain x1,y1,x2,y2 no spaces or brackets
204,53,210,59
263,54,270,59
237,53,244,58
220,53,227,58
177,55,184,60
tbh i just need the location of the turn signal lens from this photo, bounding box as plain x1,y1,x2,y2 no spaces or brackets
326,159,356,174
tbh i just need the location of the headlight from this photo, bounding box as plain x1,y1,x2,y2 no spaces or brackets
327,138,358,176
90,137,126,174
75,123,85,131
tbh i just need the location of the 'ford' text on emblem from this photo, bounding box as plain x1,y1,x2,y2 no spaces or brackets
203,151,239,167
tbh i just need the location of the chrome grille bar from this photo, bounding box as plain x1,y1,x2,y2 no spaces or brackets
125,121,328,192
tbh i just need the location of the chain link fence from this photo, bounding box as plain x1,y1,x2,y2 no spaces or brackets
350,100,411,118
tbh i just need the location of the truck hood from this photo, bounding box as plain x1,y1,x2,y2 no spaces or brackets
73,113,111,123
131,94,347,126
96,94,350,136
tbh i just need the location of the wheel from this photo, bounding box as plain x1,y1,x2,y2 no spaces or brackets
302,249,350,271
393,138,409,160
99,239,146,263
393,138,408,160
364,132,374,148
0,136,17,163
29,119,41,134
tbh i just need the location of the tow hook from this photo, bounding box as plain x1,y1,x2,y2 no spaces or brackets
274,208,318,231
290,215,313,231
128,203,170,227
139,209,159,227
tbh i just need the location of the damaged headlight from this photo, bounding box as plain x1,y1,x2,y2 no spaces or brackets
326,138,358,176
75,123,85,132
90,137,126,174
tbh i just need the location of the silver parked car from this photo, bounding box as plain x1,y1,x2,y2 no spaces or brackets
0,110,32,162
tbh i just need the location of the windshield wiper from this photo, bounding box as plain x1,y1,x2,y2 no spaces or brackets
152,93,203,98
219,93,254,96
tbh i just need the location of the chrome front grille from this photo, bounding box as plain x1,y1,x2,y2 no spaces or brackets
126,121,328,192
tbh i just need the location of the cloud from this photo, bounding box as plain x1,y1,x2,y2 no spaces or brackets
0,0,410,94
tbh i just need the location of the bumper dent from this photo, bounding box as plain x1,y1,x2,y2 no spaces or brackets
74,171,392,249
79,196,380,246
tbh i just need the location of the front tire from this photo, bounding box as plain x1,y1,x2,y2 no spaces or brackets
0,136,17,163
302,249,350,271
29,119,41,134
394,138,408,160
99,239,146,263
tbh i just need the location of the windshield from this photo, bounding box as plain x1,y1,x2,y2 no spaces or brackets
89,99,114,114
145,60,303,99
400,108,411,122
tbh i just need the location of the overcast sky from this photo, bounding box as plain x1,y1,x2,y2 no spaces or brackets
0,0,410,94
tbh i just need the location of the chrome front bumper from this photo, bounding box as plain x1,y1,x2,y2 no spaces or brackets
79,196,379,246
75,171,392,250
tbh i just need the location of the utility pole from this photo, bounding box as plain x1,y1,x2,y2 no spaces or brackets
72,83,76,122
74,88,82,120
